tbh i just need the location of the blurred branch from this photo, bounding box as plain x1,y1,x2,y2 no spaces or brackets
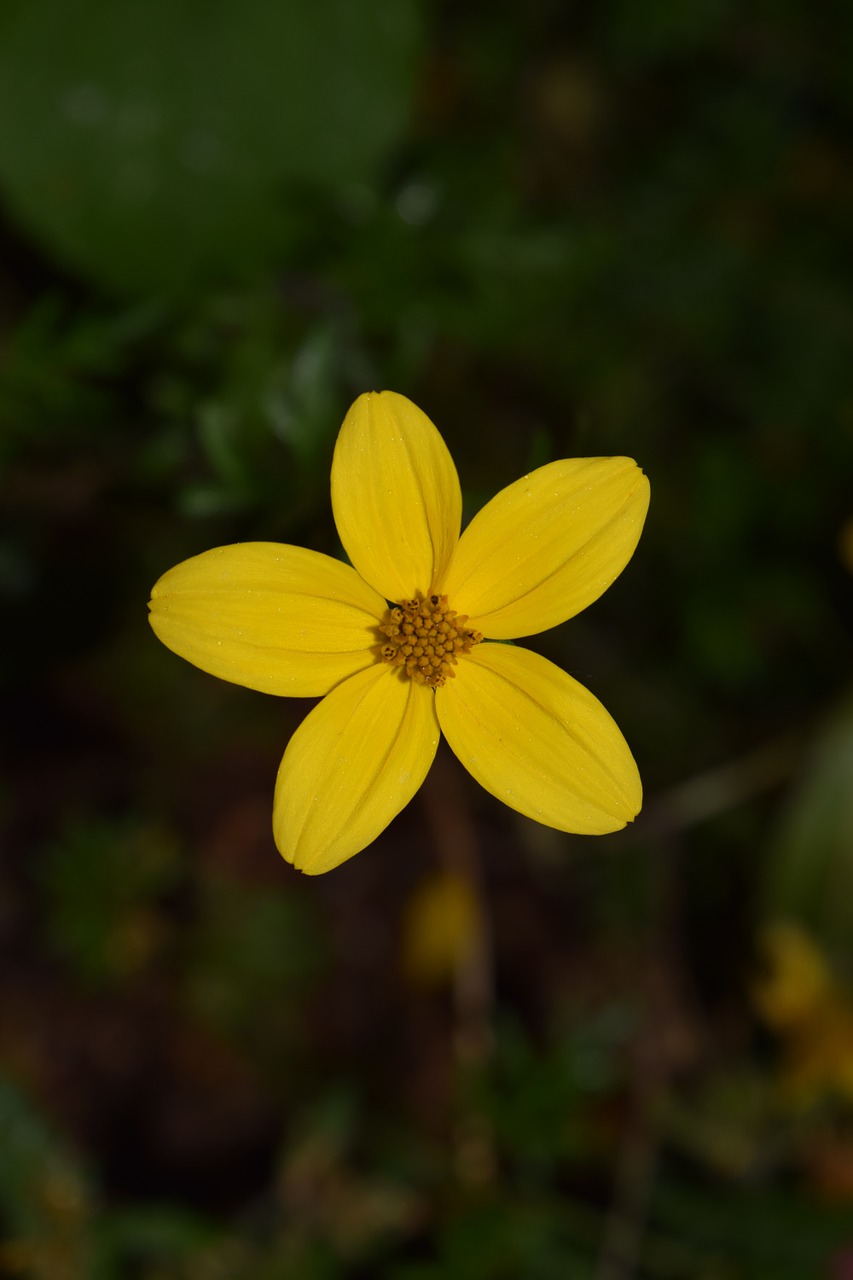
596,1087,660,1280
644,729,807,833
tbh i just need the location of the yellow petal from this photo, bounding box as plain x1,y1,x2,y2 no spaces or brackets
331,391,462,601
435,642,641,834
275,664,440,874
440,458,649,638
149,543,386,697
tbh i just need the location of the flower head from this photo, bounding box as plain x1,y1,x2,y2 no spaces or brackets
149,392,649,874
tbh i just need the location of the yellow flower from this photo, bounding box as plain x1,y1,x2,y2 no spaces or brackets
149,392,649,874
402,870,484,987
753,921,836,1033
753,921,853,1104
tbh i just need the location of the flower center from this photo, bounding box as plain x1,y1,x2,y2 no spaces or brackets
379,593,483,688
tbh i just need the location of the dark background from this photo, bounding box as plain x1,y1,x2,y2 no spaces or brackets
2,1,853,1276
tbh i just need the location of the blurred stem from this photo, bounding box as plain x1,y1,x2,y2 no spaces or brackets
593,726,810,1274
421,748,495,1068
421,749,496,1184
596,1084,660,1280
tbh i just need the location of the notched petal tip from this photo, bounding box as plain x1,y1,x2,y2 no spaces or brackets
274,664,440,874
436,642,642,836
331,391,462,603
148,542,385,697
443,455,650,639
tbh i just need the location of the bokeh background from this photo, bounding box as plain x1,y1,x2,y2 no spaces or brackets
2,1,853,1276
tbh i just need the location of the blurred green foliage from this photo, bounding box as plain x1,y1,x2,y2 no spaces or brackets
2,0,853,1275
0,0,421,292
185,871,328,1063
763,700,853,963
39,817,180,986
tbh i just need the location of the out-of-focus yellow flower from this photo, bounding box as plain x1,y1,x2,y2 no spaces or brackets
149,392,648,873
402,870,483,986
754,921,853,1104
754,921,835,1031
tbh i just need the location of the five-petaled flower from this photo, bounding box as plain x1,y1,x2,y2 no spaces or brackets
148,392,649,874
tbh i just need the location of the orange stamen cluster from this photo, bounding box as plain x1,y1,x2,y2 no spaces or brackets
379,593,483,688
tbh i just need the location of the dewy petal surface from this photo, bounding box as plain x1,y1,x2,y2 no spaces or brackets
331,391,462,602
440,458,650,639
149,543,386,697
435,642,641,834
275,664,440,874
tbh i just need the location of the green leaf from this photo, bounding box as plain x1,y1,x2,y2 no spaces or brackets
762,696,853,961
0,0,422,292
